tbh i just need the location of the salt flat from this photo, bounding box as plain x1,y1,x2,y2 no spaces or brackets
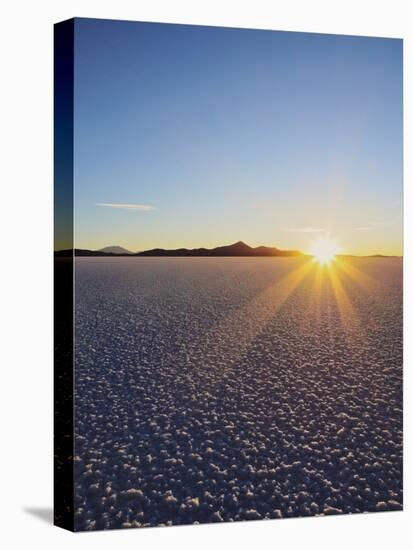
73,257,402,530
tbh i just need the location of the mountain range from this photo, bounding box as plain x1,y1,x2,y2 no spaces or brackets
55,241,303,257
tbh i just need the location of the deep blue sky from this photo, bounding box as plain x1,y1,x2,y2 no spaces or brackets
74,18,402,254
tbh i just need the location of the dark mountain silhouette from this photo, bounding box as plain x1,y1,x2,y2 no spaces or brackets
55,241,303,257
137,241,301,257
98,246,133,254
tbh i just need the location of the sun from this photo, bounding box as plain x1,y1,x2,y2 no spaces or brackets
308,236,342,265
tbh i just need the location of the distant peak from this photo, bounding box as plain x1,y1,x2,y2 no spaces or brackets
98,245,133,254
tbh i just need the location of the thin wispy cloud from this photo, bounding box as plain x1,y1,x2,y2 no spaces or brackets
282,226,326,234
354,221,396,231
376,220,397,228
96,203,155,211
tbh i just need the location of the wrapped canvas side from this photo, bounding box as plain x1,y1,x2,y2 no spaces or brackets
54,18,75,532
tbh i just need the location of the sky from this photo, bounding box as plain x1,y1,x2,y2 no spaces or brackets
73,18,403,255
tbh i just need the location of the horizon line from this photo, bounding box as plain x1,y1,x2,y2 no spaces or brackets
54,240,403,258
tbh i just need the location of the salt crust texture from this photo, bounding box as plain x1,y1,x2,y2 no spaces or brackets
73,257,402,530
